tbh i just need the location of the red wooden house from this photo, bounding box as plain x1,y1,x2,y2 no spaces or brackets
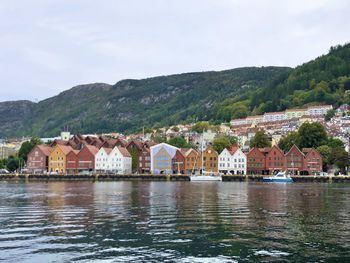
285,145,304,175
66,150,79,174
247,148,266,174
77,145,99,173
265,145,285,175
302,148,323,175
172,149,186,174
27,145,52,173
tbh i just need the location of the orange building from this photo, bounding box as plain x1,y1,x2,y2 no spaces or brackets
48,144,74,174
200,145,219,174
183,148,201,174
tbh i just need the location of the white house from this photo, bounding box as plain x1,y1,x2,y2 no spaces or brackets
150,143,179,174
218,146,247,175
95,147,132,174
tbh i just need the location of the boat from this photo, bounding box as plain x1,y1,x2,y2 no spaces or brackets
263,171,293,183
190,173,222,182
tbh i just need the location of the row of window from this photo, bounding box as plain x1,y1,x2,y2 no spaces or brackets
219,157,245,162
219,163,245,168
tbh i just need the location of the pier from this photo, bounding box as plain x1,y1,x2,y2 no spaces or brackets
0,174,350,183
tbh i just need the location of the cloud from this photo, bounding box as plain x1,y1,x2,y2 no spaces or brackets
0,0,349,102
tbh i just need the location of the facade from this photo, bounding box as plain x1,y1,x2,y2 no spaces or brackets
247,148,266,174
77,145,99,173
218,145,247,175
172,149,186,174
66,150,79,174
126,140,144,173
263,112,287,122
150,143,179,174
95,147,132,174
307,105,333,116
285,108,306,119
265,145,285,175
138,146,151,174
48,145,73,174
27,145,52,173
285,145,304,175
302,148,323,175
201,145,219,174
183,148,201,174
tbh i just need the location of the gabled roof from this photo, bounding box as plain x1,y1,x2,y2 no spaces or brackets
83,145,99,155
286,144,304,156
55,144,74,155
126,140,143,150
37,145,52,156
268,145,284,155
184,148,199,156
118,146,131,157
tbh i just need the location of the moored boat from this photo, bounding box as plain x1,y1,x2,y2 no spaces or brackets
263,171,293,183
190,173,222,182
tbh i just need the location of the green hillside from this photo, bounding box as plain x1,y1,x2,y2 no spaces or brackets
0,43,349,138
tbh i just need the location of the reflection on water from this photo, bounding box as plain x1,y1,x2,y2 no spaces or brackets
0,182,349,262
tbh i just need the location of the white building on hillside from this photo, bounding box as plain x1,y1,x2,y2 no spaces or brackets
218,145,247,175
95,147,132,174
307,105,333,116
263,112,287,122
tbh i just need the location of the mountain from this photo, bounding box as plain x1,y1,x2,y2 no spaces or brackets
0,67,290,138
0,43,349,138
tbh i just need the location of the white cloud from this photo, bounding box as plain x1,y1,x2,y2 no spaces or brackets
0,0,349,101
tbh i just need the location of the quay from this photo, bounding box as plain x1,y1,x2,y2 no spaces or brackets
0,174,350,183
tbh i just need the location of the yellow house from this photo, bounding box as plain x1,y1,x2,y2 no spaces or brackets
48,144,73,174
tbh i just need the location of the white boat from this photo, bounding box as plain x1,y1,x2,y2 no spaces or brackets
190,174,222,181
263,171,293,183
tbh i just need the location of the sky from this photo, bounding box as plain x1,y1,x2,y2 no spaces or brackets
0,0,349,102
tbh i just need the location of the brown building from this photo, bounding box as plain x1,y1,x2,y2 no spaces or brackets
172,149,186,174
27,145,52,173
265,145,285,175
247,148,266,174
183,148,201,174
77,145,99,173
302,148,323,175
285,145,304,175
201,145,218,174
66,150,79,174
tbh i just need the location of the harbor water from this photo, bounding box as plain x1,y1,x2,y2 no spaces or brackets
0,181,349,262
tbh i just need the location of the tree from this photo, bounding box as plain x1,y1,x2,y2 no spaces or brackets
191,121,210,133
298,122,328,149
171,126,180,132
249,131,271,148
316,145,332,171
330,147,349,173
18,137,42,161
167,136,190,148
212,135,237,153
278,131,300,152
0,159,7,169
6,156,19,172
325,109,336,121
327,137,344,148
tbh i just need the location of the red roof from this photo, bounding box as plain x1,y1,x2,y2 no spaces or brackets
84,145,99,155
118,147,131,157
56,145,74,155
37,145,52,156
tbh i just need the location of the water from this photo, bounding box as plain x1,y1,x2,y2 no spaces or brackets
0,182,349,262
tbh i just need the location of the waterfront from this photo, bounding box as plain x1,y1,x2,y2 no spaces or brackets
0,182,349,262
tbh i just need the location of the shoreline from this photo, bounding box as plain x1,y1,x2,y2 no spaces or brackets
1,174,350,183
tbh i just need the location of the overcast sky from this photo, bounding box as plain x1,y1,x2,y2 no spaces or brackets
0,0,349,102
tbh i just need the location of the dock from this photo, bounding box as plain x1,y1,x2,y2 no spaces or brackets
0,174,350,183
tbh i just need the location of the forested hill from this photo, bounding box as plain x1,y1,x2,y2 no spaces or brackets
0,67,291,137
213,43,350,120
0,43,349,138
